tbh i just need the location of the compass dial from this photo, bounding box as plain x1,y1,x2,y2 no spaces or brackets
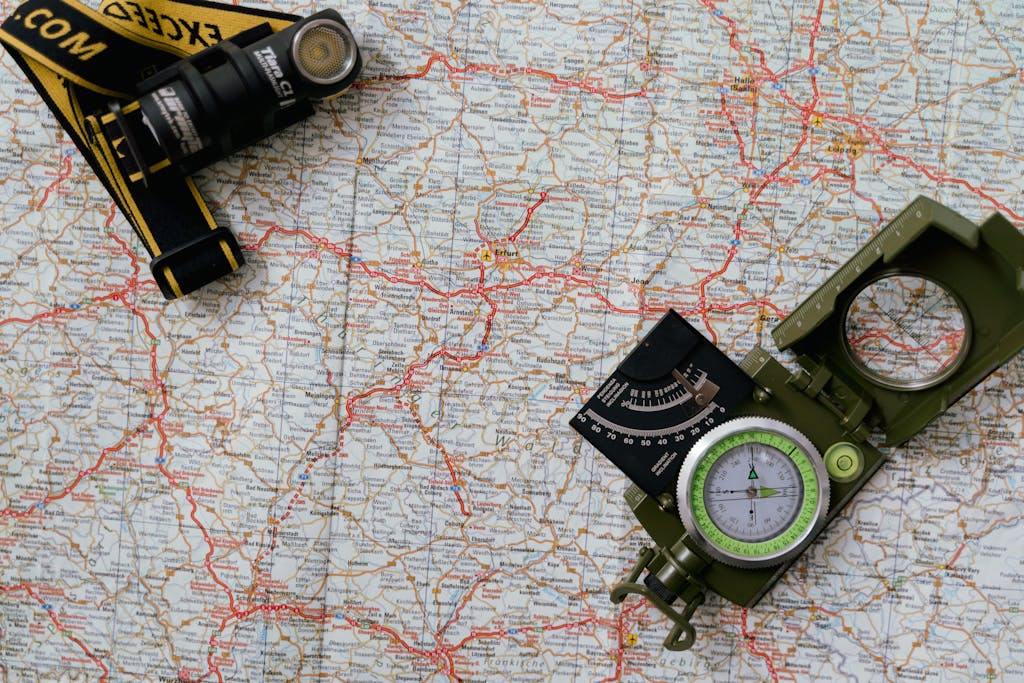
677,417,829,568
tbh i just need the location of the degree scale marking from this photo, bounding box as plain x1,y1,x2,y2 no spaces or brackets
583,367,721,437
690,430,820,558
583,402,720,438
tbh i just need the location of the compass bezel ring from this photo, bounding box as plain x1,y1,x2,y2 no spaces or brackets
676,417,830,569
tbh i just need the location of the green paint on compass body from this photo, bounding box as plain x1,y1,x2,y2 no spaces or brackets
689,429,820,560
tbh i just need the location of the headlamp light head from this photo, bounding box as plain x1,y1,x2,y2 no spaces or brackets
115,9,362,179
292,17,359,90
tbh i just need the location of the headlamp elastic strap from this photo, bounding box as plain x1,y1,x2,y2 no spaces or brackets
0,0,300,299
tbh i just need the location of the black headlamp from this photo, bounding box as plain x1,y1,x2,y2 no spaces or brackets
110,8,361,182
1,0,362,299
81,8,363,298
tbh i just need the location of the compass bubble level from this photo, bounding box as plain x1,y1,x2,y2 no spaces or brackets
572,312,754,497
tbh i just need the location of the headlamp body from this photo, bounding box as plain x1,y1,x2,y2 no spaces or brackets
113,9,361,181
1,0,362,299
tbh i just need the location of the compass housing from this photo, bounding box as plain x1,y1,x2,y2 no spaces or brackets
676,417,830,569
581,197,1024,652
773,196,1024,445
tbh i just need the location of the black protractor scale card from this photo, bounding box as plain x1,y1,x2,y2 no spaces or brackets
572,311,754,497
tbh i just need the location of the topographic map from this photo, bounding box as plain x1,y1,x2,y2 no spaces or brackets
0,0,1022,680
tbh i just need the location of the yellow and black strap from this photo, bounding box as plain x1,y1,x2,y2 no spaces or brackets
0,0,297,299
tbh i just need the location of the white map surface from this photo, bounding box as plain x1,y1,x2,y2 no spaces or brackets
0,0,1022,680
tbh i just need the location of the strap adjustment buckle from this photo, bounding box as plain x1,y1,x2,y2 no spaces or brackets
150,226,244,300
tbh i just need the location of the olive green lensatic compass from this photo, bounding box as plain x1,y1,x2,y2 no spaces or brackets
571,197,1024,651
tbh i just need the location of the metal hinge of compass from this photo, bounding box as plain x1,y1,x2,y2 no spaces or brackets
740,347,875,442
788,355,875,442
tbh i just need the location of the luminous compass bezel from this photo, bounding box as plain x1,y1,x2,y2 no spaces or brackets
677,417,830,569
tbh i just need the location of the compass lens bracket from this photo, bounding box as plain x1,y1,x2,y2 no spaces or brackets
772,197,1024,445
843,273,972,390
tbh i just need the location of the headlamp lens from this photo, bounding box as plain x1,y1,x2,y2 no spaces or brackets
293,20,357,85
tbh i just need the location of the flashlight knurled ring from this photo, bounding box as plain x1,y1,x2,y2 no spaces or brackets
291,18,358,86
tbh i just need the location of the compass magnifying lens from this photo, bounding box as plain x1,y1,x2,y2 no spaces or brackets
843,274,970,390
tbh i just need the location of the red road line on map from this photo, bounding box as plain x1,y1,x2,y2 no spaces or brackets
370,620,464,679
713,299,785,316
1,584,110,682
257,225,471,300
509,192,547,243
440,453,471,516
848,329,965,350
233,603,328,622
0,427,140,518
406,400,475,518
437,570,499,638
946,543,967,568
503,269,643,314
599,600,646,682
202,604,333,682
106,204,143,278
339,348,470,418
720,93,757,173
701,80,820,341
42,602,111,682
36,153,72,209
445,615,601,652
256,224,646,318
741,608,780,683
0,205,140,332
848,329,965,370
185,483,240,612
338,345,484,515
473,218,493,248
0,283,136,330
369,52,647,102
0,222,276,680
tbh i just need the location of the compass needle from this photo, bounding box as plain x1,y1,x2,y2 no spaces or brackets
747,443,759,479
679,417,828,567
